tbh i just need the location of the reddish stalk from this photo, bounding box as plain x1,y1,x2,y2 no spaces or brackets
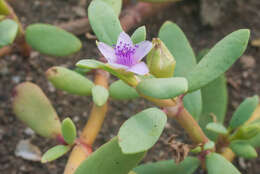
63,69,109,174
0,0,31,57
0,46,12,57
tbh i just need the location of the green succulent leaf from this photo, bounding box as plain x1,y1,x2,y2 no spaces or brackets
0,0,10,15
203,141,215,150
159,21,202,120
12,82,61,138
41,145,71,163
186,29,250,92
77,59,138,86
230,140,257,159
133,157,200,174
62,118,77,145
109,80,139,100
249,133,260,148
0,19,18,48
206,153,241,174
131,26,146,44
88,0,122,45
206,122,228,135
97,0,122,16
0,14,5,20
77,59,105,69
159,21,196,77
138,0,180,2
92,85,109,106
46,66,94,96
190,146,202,154
136,77,188,99
75,137,145,174
74,67,91,75
25,24,82,57
183,90,202,120
118,108,167,154
229,95,259,129
199,74,228,140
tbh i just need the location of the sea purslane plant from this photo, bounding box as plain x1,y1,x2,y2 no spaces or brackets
1,0,259,174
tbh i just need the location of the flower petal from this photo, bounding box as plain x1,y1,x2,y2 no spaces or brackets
128,62,149,75
117,31,133,47
97,42,116,63
133,41,153,62
109,63,129,70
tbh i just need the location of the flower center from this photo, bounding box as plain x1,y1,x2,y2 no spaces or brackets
114,42,138,67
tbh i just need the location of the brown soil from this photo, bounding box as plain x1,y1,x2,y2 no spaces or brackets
0,0,260,173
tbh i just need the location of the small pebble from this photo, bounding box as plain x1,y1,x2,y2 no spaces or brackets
240,55,255,69
24,128,35,136
12,76,21,84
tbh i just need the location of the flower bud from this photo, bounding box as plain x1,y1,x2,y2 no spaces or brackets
235,123,260,140
146,38,176,78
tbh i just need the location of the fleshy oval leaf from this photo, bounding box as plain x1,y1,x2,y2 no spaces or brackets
88,0,122,45
46,66,94,96
76,59,106,69
109,80,139,100
159,21,196,77
203,141,215,151
133,157,200,174
75,137,145,174
136,77,188,99
206,153,241,174
98,0,122,16
62,118,77,145
229,95,259,129
41,145,71,163
25,24,82,57
206,122,228,135
186,29,250,92
92,85,109,106
230,140,257,159
183,90,202,120
12,82,61,138
199,74,228,140
138,0,180,2
118,108,167,154
159,21,202,120
77,59,138,86
131,26,146,44
0,19,18,48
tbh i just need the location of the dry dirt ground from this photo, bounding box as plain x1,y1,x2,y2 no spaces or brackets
0,0,260,173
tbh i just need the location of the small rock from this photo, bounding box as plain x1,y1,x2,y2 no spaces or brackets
240,55,255,69
12,76,21,84
73,6,86,17
238,157,247,169
73,116,80,122
24,128,35,136
48,82,56,92
15,140,42,162
30,51,40,59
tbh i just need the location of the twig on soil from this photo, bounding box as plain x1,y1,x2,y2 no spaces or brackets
59,2,173,35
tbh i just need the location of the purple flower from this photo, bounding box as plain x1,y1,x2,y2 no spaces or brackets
97,31,153,75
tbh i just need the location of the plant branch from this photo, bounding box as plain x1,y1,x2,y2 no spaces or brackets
63,69,109,174
218,104,260,161
0,0,31,57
